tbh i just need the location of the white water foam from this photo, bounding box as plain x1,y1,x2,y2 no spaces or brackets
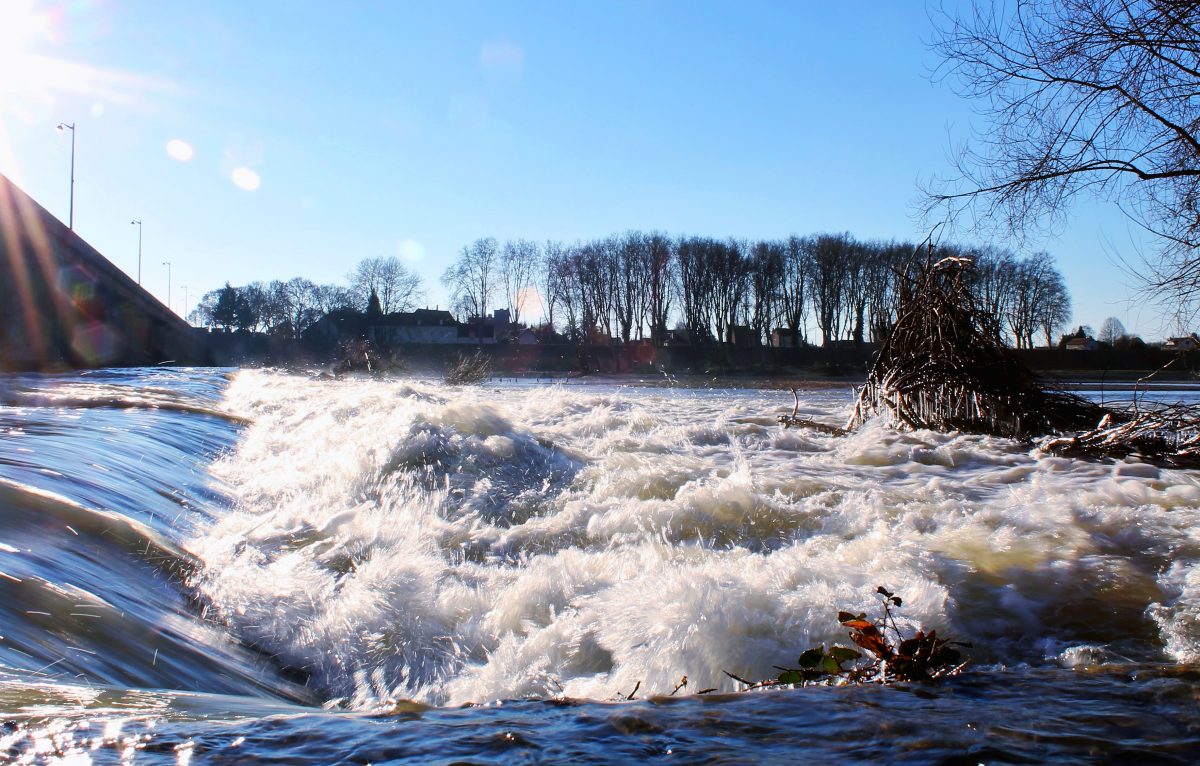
189,370,1200,708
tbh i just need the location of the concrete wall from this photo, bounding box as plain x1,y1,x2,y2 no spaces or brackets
0,175,202,371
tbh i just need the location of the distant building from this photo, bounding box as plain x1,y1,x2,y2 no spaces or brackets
1059,326,1098,351
664,328,692,346
304,307,460,346
727,324,758,347
303,306,541,348
1164,333,1200,351
770,328,805,348
458,309,513,344
304,308,368,345
665,326,716,345
370,309,457,345
511,327,539,345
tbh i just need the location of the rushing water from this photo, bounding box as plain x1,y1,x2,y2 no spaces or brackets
1,368,1199,764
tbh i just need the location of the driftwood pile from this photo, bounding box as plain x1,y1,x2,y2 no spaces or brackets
779,249,1200,467
846,253,1103,439
1041,406,1200,467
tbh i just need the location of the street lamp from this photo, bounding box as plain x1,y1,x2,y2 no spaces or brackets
130,220,142,284
162,261,171,312
56,122,75,229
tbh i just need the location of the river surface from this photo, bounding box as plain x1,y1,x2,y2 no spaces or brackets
1,368,1199,764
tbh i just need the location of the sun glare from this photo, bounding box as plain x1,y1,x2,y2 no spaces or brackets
0,1,50,89
515,286,544,318
0,1,172,116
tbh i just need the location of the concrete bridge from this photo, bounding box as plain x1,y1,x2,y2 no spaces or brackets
0,174,203,371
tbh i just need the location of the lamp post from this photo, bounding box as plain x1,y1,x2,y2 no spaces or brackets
130,220,142,284
56,122,75,229
162,261,171,312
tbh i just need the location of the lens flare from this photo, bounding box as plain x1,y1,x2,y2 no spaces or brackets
514,286,543,319
166,139,195,162
397,239,425,263
231,167,260,191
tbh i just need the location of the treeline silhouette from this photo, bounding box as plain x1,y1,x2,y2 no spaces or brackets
443,233,1071,348
191,256,424,335
191,233,1071,351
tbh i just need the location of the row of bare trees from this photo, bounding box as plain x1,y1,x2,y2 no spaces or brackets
443,232,1072,348
967,246,1071,348
191,256,424,334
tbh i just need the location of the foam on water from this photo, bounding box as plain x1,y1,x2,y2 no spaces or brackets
190,370,1200,709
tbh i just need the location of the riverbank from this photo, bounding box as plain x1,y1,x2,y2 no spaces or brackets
203,329,1200,377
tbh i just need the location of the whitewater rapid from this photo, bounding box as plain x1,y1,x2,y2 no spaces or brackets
188,370,1200,710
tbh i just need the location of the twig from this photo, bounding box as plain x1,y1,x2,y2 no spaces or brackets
1132,355,1177,414
669,675,687,696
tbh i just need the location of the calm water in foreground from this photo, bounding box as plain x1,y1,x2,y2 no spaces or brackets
1,368,1199,764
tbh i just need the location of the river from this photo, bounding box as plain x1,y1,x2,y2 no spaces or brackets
0,368,1197,763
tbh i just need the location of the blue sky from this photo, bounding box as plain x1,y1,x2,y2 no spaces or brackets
0,0,1169,338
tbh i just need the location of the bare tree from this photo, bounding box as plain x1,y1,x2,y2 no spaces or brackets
542,241,564,331
500,239,540,325
643,233,674,345
778,235,809,347
841,239,870,346
313,283,354,314
240,281,274,332
1007,251,1068,349
929,1,1200,310
676,236,714,342
968,245,1019,343
749,240,785,344
863,241,912,344
280,278,326,335
809,233,853,347
577,238,618,340
710,239,751,344
1098,315,1127,345
442,238,498,329
614,232,647,342
1037,267,1072,347
190,289,220,328
554,245,585,341
541,240,567,332
349,256,424,313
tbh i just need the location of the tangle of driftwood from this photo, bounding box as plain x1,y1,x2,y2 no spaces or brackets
777,388,849,435
846,250,1102,439
1040,404,1200,468
782,247,1200,466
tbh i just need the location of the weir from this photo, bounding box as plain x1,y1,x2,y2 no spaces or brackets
0,174,201,370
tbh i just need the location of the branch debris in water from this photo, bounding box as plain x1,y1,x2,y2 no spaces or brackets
730,587,970,691
443,351,492,385
847,250,1102,438
1040,404,1200,467
779,246,1200,467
